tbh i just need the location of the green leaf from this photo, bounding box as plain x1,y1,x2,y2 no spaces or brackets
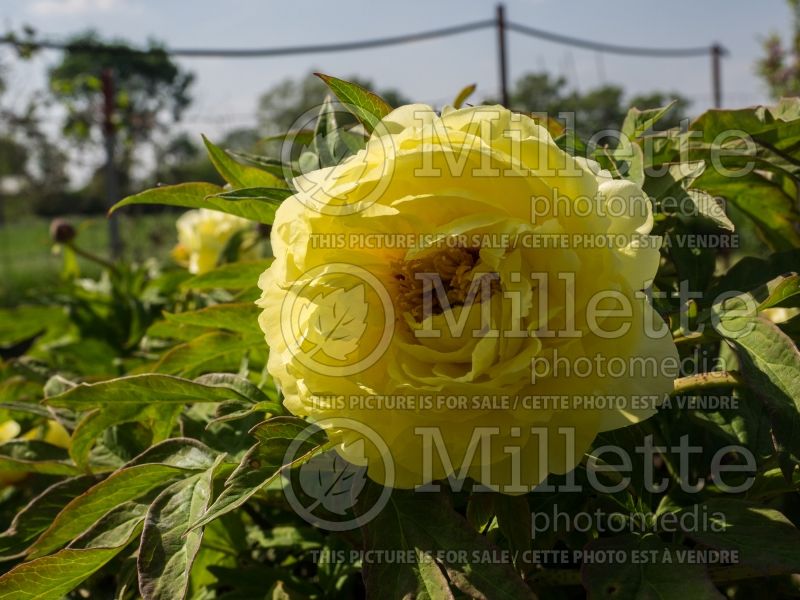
757,273,800,310
686,189,735,232
357,487,535,599
687,103,800,250
677,498,800,575
691,168,800,251
621,101,677,140
493,494,531,569
181,259,273,291
453,83,476,109
0,441,80,476
70,403,183,470
581,534,722,599
211,186,292,203
202,135,287,189
26,439,217,559
164,303,261,335
138,464,217,600
0,536,140,600
46,374,243,408
0,501,147,599
715,315,800,458
465,492,495,532
70,500,148,550
154,331,254,377
206,400,280,428
667,222,716,294
110,182,286,224
193,373,274,407
314,96,342,169
0,476,96,560
191,417,326,530
0,306,67,348
316,73,393,134
707,248,800,301
226,150,295,179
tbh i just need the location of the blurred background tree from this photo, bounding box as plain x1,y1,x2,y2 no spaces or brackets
758,0,800,98
507,72,690,138
48,31,194,210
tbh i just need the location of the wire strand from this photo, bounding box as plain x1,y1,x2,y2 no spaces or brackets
0,19,721,59
506,21,716,57
0,20,494,58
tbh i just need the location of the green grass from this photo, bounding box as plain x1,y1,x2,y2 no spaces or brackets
0,213,179,307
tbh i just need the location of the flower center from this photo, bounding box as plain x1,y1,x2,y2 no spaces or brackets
393,247,499,320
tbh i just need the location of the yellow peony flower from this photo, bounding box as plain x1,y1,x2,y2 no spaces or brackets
257,104,678,492
174,208,256,274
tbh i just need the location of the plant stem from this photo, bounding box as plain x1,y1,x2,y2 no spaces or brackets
671,371,744,395
672,330,717,346
67,241,119,274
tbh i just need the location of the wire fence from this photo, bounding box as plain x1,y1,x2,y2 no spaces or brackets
0,4,725,105
0,3,730,262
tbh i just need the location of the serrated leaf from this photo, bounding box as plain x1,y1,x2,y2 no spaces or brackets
316,73,392,134
46,374,243,408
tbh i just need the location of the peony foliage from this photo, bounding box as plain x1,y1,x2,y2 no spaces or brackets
0,75,798,598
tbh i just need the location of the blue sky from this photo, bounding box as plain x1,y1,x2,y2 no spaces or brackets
0,0,791,142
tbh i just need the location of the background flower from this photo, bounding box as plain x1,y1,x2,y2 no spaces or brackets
173,208,256,274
